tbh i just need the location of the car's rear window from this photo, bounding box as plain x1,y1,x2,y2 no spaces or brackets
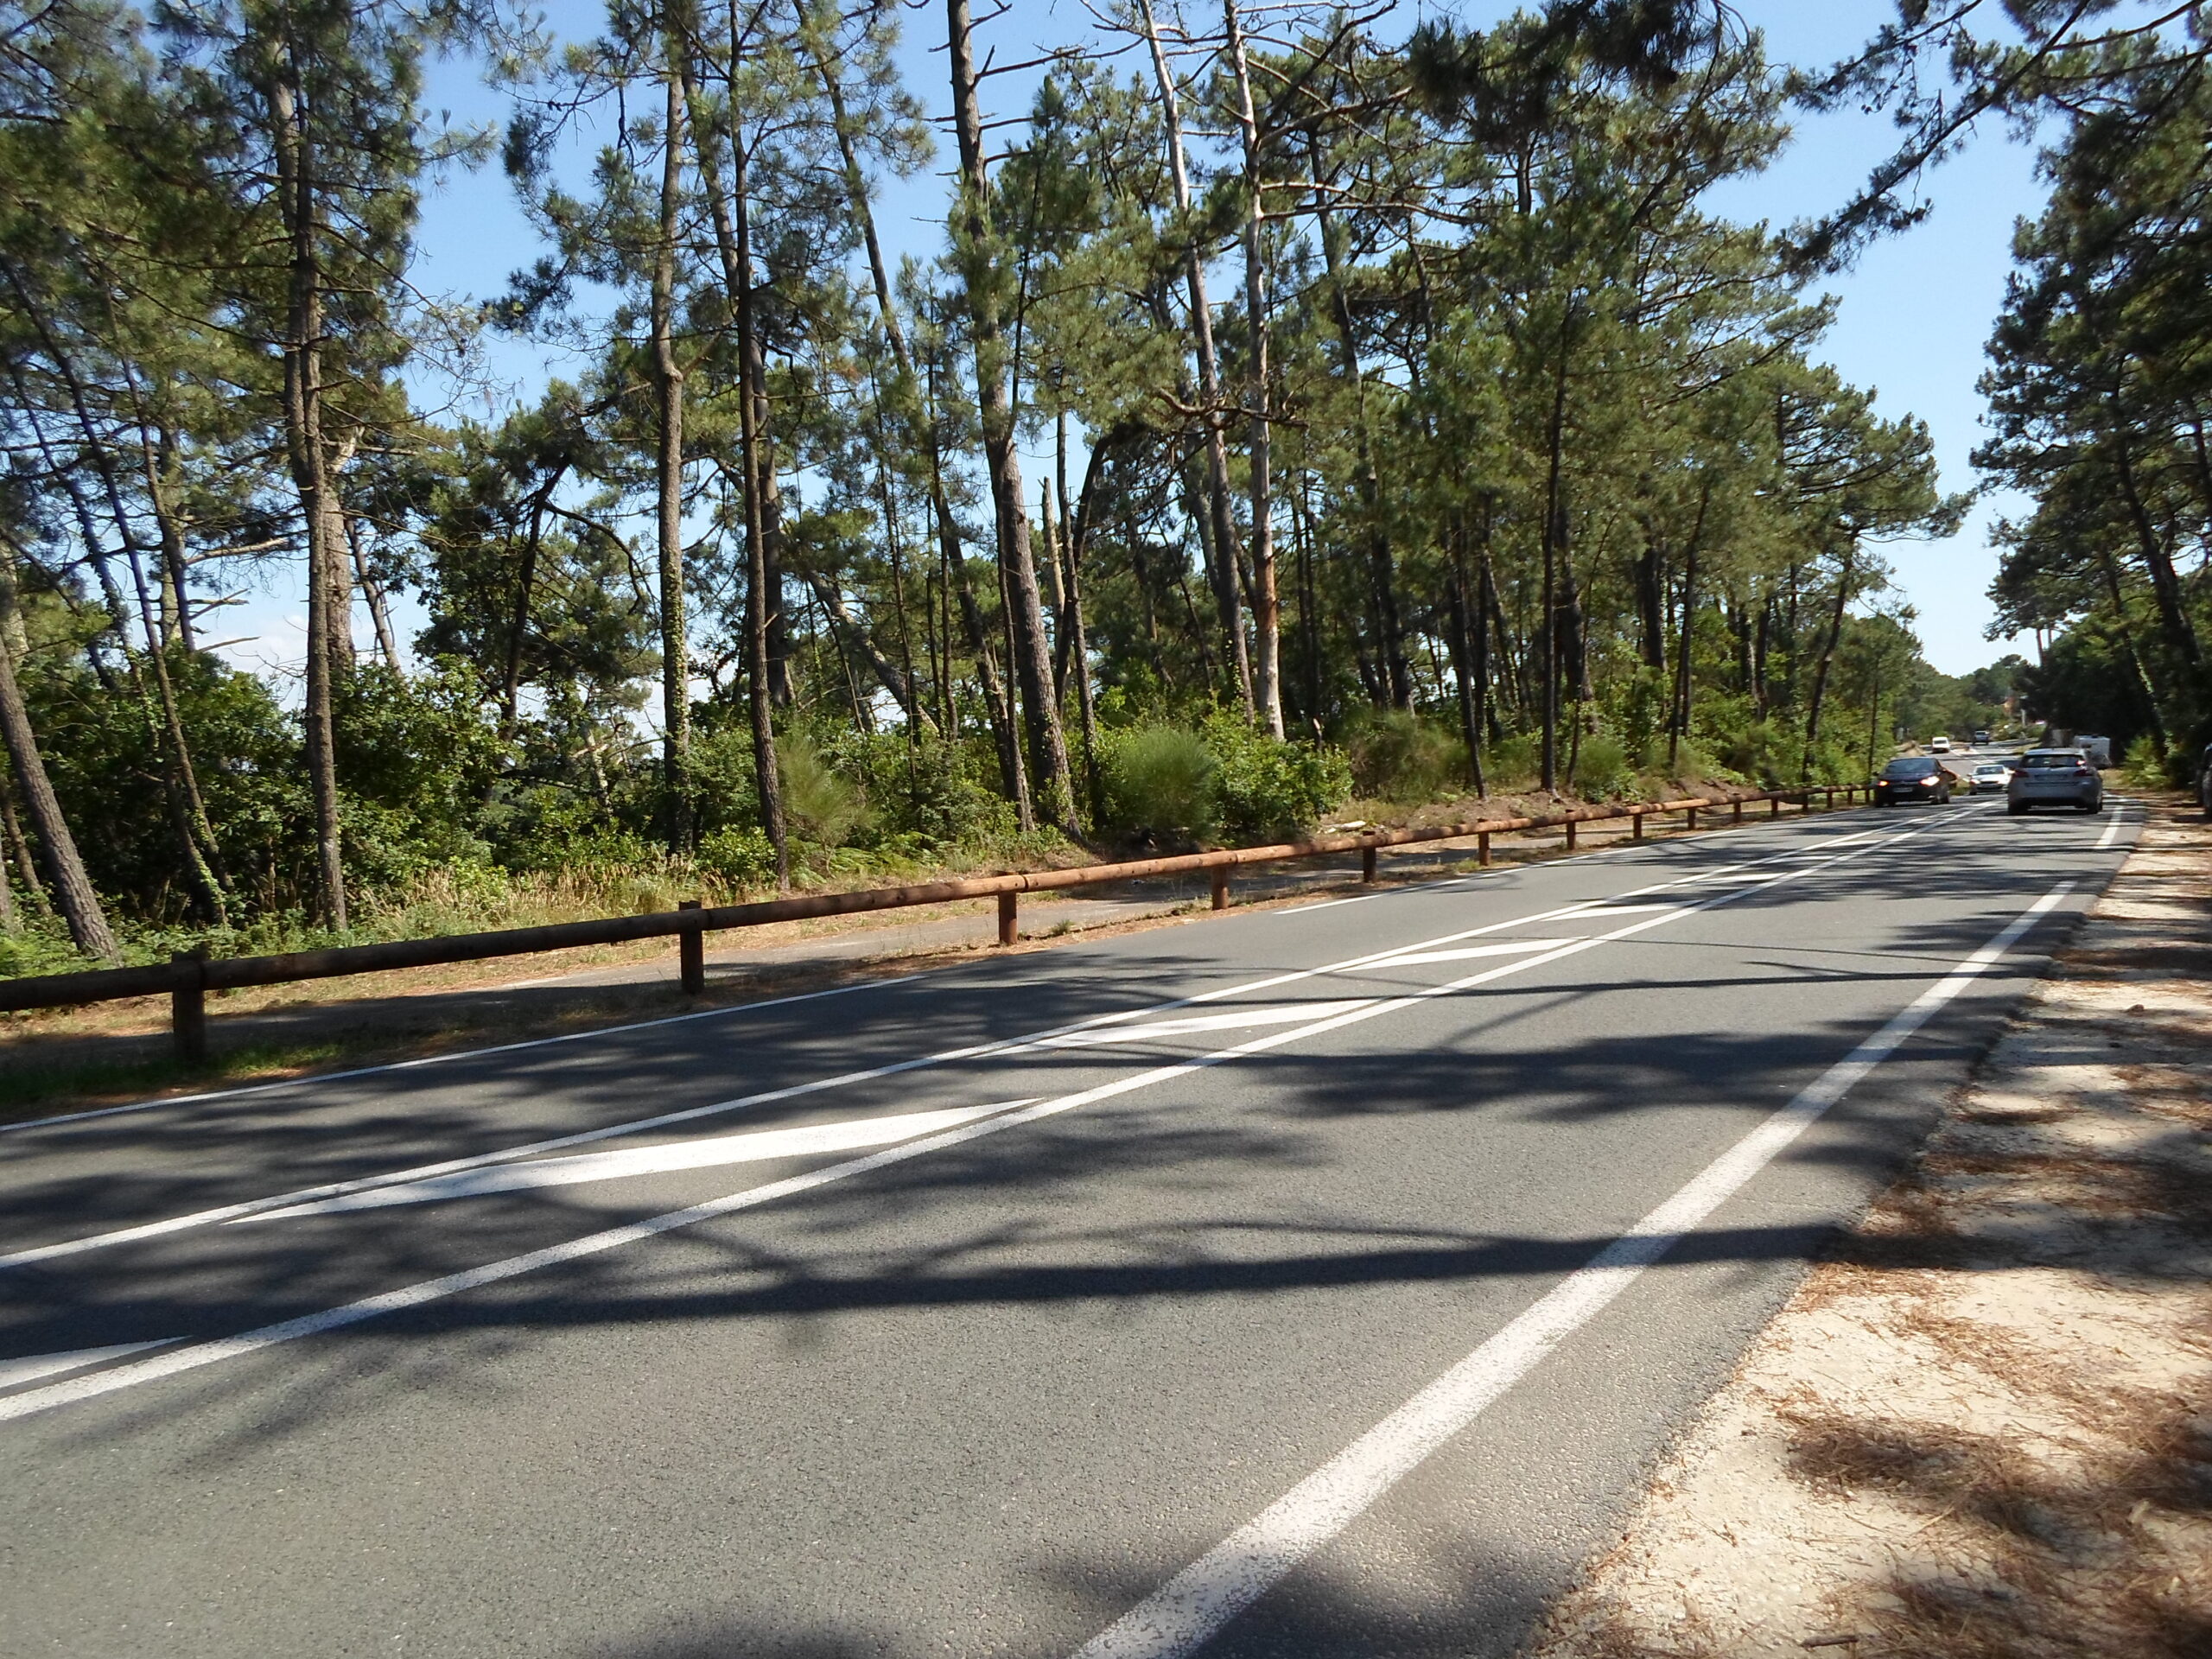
1883,759,1938,778
2020,752,2083,770
1975,764,2005,773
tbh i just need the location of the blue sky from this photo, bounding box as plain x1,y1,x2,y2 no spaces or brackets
256,1,2050,684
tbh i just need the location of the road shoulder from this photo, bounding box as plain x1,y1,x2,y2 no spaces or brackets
1528,799,2212,1658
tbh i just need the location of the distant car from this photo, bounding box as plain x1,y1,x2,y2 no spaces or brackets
2008,748,2102,814
2075,734,2113,768
1973,729,1991,746
1875,756,1953,806
1929,734,1952,753
1970,761,2012,793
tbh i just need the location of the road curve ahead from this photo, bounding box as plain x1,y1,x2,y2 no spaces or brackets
0,800,2139,1658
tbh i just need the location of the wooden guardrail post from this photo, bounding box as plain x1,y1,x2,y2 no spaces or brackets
1688,804,1700,830
1565,817,1578,850
171,946,208,1064
1211,867,1230,910
1361,845,1377,883
997,890,1018,946
1770,796,1782,818
1630,809,1644,841
678,900,705,995
1478,830,1491,866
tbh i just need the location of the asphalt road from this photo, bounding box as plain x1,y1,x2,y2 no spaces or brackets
0,793,2139,1658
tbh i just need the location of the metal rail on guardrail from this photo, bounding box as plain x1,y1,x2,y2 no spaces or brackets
0,785,1866,1059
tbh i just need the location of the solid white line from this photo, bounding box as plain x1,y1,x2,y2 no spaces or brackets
1069,880,2077,1659
248,1101,1038,1220
3,829,1904,1268
2096,809,2124,849
0,819,1961,1425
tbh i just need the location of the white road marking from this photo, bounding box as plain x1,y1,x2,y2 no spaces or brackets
0,819,1967,1426
0,1341,179,1391
246,1101,1039,1220
1070,880,2077,1659
1031,1003,1376,1048
2097,810,2125,849
1352,941,1569,969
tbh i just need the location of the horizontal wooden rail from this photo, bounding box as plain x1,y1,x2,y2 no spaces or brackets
0,785,1865,1058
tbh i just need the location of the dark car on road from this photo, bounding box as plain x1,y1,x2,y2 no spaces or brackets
2007,748,2102,815
1874,756,1953,806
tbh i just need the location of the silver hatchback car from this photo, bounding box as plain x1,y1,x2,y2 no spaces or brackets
2007,748,2103,814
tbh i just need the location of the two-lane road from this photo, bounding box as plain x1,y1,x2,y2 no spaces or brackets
0,799,2138,1657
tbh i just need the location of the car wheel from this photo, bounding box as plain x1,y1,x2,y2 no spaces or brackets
2008,803,2027,816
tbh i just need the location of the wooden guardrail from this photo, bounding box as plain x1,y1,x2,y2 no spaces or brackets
0,784,1866,1058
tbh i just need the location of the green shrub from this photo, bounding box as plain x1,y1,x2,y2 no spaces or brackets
777,734,869,847
870,742,1019,848
1204,715,1351,840
1616,666,1670,761
1483,733,1539,791
1346,709,1466,802
1102,725,1219,842
1716,719,1793,786
697,825,779,889
0,920,84,981
1572,734,1635,798
2120,733,2173,789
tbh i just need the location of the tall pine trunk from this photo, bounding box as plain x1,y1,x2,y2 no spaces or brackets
1138,0,1252,721
699,65,792,886
0,558,118,958
1801,537,1856,780
1313,174,1408,711
650,65,694,855
1538,317,1571,791
811,34,1027,819
269,65,346,929
947,0,1077,836
1224,0,1281,736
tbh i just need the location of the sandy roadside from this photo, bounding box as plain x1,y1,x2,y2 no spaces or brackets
1528,799,2212,1658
